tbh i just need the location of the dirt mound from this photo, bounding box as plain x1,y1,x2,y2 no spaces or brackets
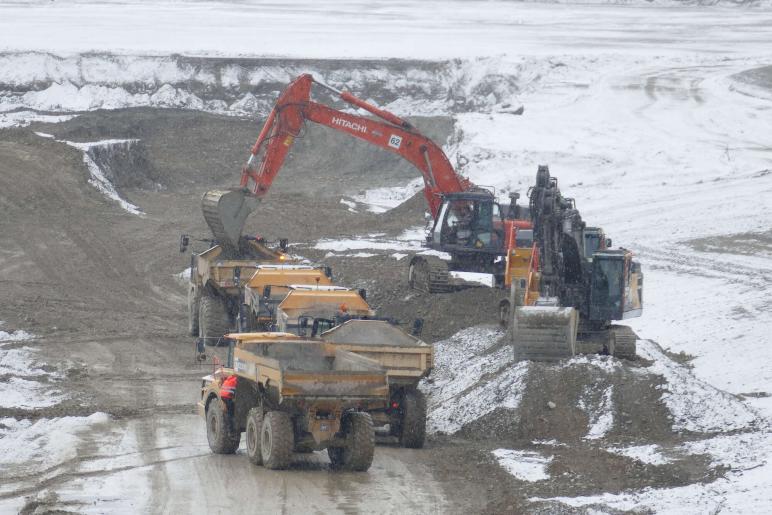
458,359,674,445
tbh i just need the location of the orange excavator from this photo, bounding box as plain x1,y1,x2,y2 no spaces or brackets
202,73,530,292
202,74,643,361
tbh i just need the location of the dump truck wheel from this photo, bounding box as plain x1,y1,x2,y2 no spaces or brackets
199,295,230,346
245,407,263,465
399,389,427,448
188,286,200,336
240,304,257,333
261,411,293,470
328,412,374,472
206,399,240,454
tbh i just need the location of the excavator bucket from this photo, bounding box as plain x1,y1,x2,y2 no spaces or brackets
201,188,260,251
512,306,578,362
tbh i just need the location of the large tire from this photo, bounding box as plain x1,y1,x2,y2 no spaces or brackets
328,412,375,472
199,294,230,346
398,389,427,449
206,398,240,454
240,304,257,333
245,407,263,465
188,286,201,336
261,411,294,470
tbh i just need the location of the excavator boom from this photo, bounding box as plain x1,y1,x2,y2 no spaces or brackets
202,74,470,250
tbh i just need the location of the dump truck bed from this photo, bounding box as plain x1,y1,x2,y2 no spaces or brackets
320,320,433,385
232,337,388,400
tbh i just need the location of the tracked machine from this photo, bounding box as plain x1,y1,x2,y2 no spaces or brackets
505,166,643,361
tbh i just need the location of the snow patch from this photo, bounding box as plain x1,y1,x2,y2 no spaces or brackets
449,271,495,288
492,449,552,482
637,340,759,433
421,326,529,434
0,110,75,128
579,386,614,440
607,444,672,466
534,432,772,514
0,347,53,377
350,177,424,213
314,237,421,253
339,198,358,213
175,267,191,285
0,377,65,409
0,413,112,473
0,326,34,342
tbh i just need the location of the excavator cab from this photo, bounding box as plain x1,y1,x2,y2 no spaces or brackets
589,250,643,321
430,191,506,253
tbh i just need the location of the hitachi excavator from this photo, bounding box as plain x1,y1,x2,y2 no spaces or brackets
201,73,519,291
200,73,643,361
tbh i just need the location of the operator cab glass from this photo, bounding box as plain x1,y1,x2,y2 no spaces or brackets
589,254,624,320
515,229,533,248
584,230,603,259
436,197,501,249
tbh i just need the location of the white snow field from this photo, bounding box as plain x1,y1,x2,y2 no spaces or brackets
1,0,771,512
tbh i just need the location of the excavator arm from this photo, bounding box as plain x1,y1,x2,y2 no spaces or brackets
242,74,469,216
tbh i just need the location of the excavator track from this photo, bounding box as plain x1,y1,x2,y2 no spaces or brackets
512,306,578,362
408,256,451,293
610,325,637,360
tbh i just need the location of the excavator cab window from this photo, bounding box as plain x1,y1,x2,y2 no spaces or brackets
438,198,500,249
589,255,624,320
515,229,533,248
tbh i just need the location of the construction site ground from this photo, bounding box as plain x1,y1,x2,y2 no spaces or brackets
1,3,772,513
0,105,767,513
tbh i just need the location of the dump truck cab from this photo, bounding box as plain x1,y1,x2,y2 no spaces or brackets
276,286,374,335
241,264,334,331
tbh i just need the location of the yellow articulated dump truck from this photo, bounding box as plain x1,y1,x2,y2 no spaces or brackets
239,264,334,331
184,237,295,343
274,286,373,335
198,333,388,471
230,319,433,448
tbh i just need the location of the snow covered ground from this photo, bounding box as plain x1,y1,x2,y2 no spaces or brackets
1,1,771,58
